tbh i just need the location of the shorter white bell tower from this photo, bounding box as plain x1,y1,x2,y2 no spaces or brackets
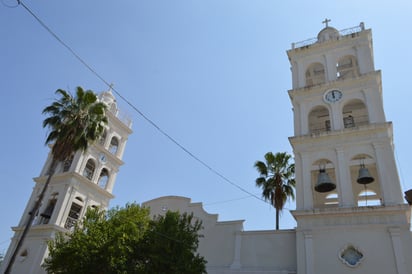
1,89,132,274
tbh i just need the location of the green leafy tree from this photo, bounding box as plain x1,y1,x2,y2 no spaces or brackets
254,152,296,230
43,204,150,274
43,205,207,274
4,87,107,274
141,211,207,274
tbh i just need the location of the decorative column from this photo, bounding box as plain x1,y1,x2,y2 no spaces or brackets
373,142,402,205
388,227,407,274
303,230,315,274
335,148,354,207
230,232,242,269
301,154,313,210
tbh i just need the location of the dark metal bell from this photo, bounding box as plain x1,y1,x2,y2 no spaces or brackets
404,189,412,205
315,169,336,193
357,166,374,184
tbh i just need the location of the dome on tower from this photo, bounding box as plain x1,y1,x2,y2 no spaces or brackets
99,87,118,114
317,26,340,42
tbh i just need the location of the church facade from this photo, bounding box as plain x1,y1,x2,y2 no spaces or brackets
2,21,411,274
145,22,412,274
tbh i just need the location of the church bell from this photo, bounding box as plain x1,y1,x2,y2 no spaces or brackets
356,164,374,184
315,168,336,193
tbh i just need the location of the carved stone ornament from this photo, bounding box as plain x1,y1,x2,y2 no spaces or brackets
338,244,364,267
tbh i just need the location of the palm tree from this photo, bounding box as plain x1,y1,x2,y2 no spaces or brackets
254,152,295,230
4,87,107,274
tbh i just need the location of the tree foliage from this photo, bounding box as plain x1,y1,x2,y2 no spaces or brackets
42,87,107,162
254,152,296,230
43,204,207,274
141,211,207,274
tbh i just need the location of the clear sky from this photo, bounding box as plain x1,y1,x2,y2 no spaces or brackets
1,0,412,252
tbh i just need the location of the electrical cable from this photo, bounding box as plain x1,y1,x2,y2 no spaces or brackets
16,0,269,206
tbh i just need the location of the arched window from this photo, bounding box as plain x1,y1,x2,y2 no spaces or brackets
98,168,109,189
342,100,369,128
40,198,57,224
308,106,331,134
350,154,381,207
64,196,84,231
337,55,359,80
109,137,119,155
99,129,107,147
311,159,338,208
305,62,325,87
63,154,74,172
83,159,96,181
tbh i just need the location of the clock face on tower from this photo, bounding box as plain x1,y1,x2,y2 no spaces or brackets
99,153,107,164
324,89,343,103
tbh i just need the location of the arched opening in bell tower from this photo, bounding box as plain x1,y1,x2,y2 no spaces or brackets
305,62,325,87
311,159,339,208
62,154,74,173
350,154,382,207
83,159,96,181
342,99,369,128
98,168,109,189
64,196,84,231
109,136,119,155
39,194,58,225
336,55,359,80
308,106,331,134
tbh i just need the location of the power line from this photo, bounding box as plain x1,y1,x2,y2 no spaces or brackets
16,0,268,206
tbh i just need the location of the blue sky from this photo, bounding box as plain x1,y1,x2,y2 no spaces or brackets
1,1,412,252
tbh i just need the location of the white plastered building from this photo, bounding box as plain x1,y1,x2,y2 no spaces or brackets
144,22,412,274
2,21,412,274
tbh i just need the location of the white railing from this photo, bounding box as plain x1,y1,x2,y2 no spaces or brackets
291,23,365,49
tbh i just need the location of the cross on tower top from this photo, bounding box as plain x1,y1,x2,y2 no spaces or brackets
322,18,331,27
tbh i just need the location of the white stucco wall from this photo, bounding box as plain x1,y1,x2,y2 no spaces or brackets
142,196,297,274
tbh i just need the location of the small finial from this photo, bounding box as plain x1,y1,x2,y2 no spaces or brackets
322,18,331,28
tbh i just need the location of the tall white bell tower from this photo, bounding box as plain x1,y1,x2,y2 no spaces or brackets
287,21,412,274
1,89,132,274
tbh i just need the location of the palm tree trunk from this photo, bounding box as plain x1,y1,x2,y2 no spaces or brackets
275,208,279,230
4,160,57,274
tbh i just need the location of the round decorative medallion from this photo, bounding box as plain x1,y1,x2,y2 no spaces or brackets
339,244,364,267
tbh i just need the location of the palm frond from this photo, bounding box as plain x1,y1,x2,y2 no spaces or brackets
254,161,268,176
254,151,296,229
43,87,108,162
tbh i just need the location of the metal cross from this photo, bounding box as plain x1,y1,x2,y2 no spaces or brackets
322,18,331,27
